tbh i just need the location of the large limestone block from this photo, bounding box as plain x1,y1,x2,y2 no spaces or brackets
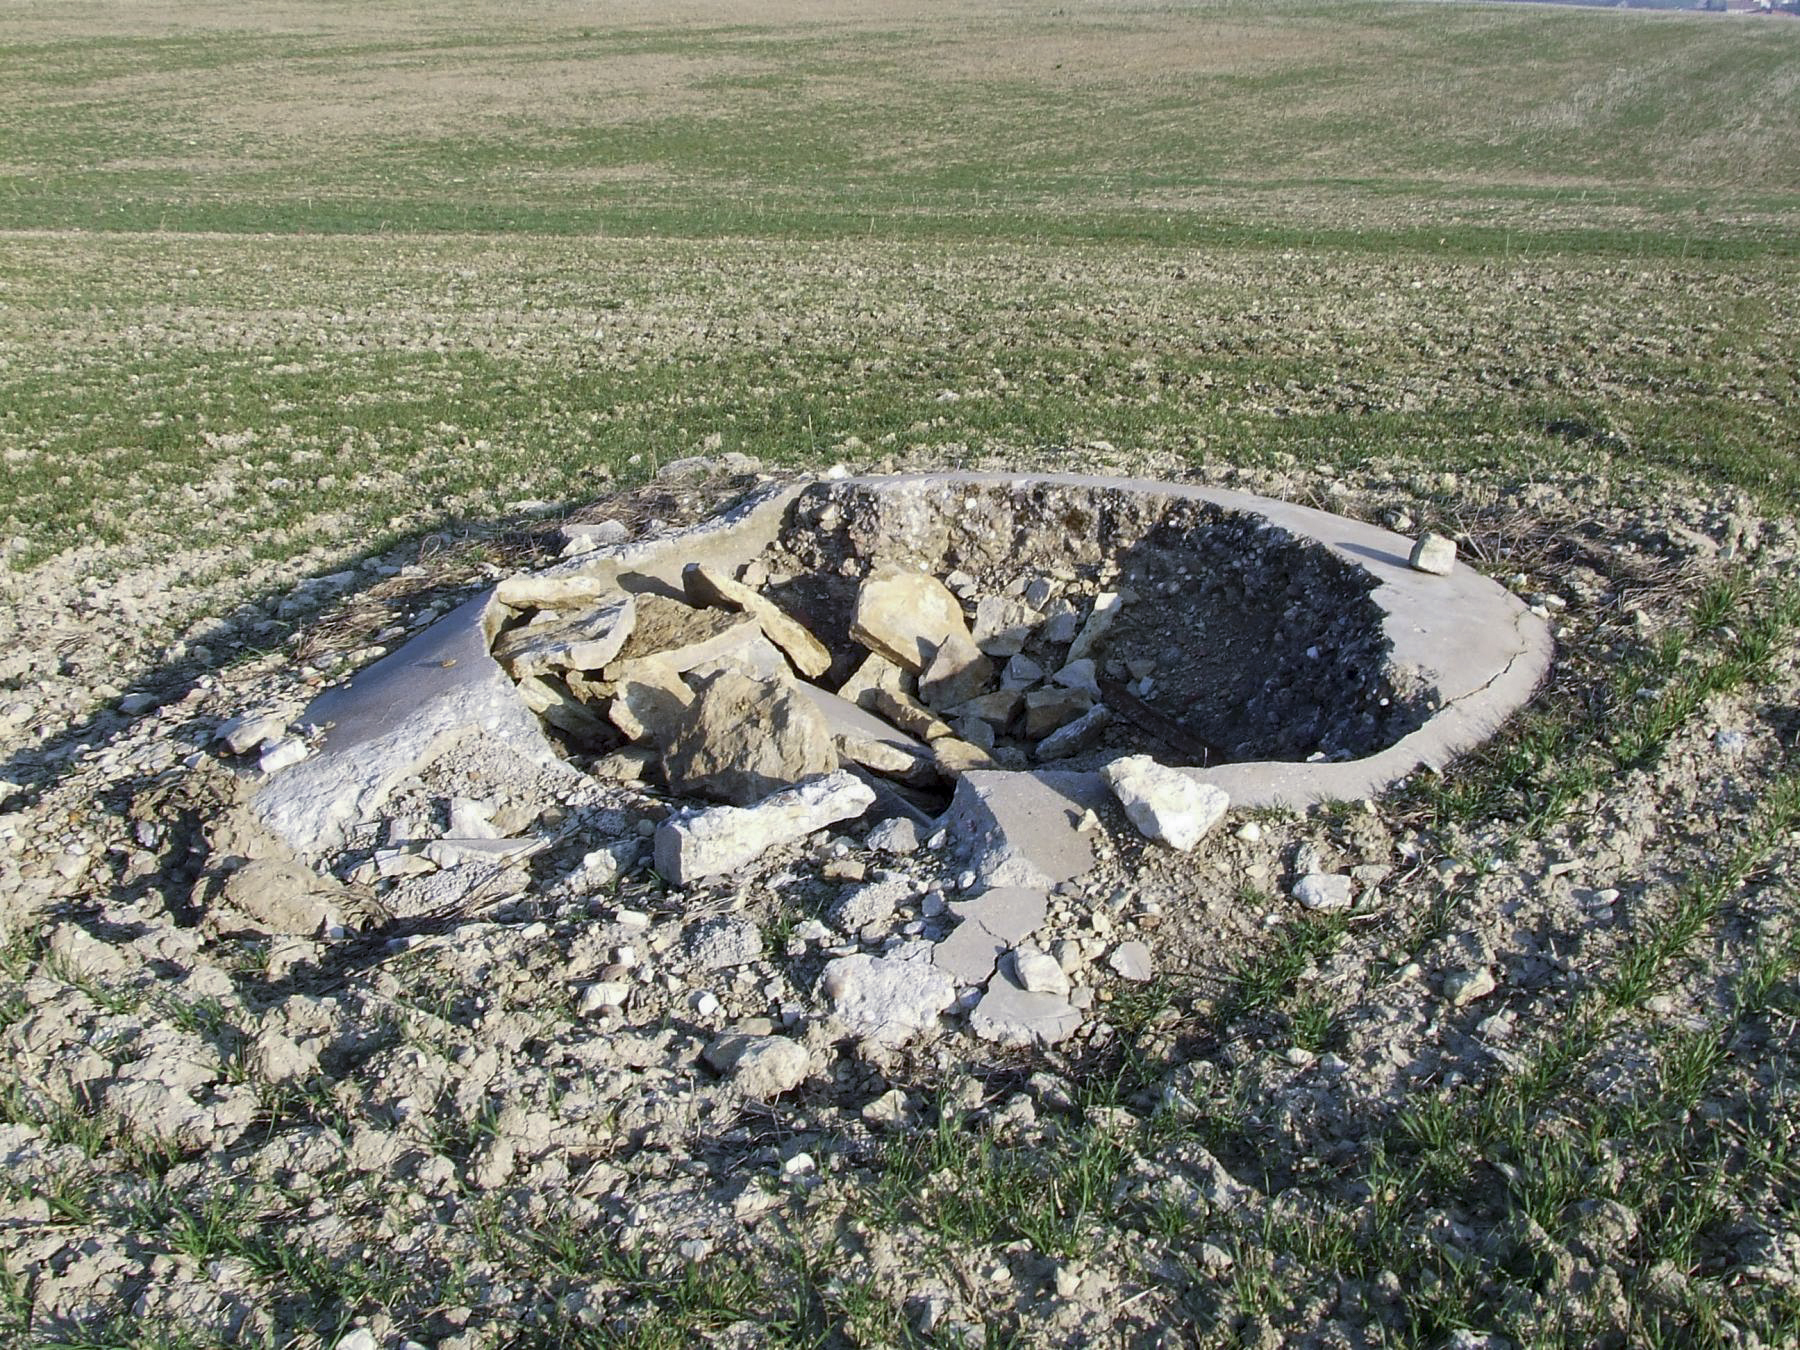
850,567,972,672
607,657,694,747
1101,754,1230,851
653,770,875,885
662,671,838,805
608,594,763,674
492,595,636,679
918,631,994,712
682,563,832,679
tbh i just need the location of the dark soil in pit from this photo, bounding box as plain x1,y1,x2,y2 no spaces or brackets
755,479,1436,768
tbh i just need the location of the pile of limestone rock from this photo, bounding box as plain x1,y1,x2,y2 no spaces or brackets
485,556,1219,881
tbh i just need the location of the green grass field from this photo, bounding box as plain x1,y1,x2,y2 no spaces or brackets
3,3,1800,1347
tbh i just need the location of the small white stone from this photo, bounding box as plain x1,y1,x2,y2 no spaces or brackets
1292,873,1353,911
1108,941,1154,982
1011,946,1071,997
1235,821,1263,842
1445,967,1498,1007
694,991,721,1017
1409,532,1457,576
781,1152,816,1178
258,738,309,774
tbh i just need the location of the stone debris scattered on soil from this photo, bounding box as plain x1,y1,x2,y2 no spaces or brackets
8,462,1783,1349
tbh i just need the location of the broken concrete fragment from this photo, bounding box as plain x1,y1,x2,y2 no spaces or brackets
608,594,764,674
1067,591,1123,663
830,872,913,934
941,771,1105,889
866,687,956,742
1293,872,1354,911
653,770,876,885
494,571,615,611
1410,532,1457,576
797,683,939,786
606,657,694,747
950,690,1022,734
850,566,972,672
819,953,958,1047
919,631,995,711
1108,940,1154,982
1035,704,1112,761
971,967,1082,1047
972,596,1043,658
663,670,837,805
1101,754,1230,851
492,595,635,679
683,562,832,679
1024,686,1094,739
1000,654,1045,691
704,1034,812,1099
1445,966,1498,1007
866,816,921,856
933,887,1051,984
1051,658,1101,699
686,915,765,969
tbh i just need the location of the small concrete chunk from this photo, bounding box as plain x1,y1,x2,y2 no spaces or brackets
686,915,765,969
866,816,922,856
836,651,912,709
1409,532,1457,576
830,873,913,934
517,674,613,745
972,596,1043,658
1108,940,1154,983
705,1034,811,1099
683,562,832,679
850,566,972,672
662,671,838,806
1035,704,1112,761
607,657,694,746
1024,686,1093,738
1011,945,1071,997
971,967,1082,1048
654,770,876,885
219,713,288,756
1293,872,1354,911
820,953,958,1046
866,687,956,742
1445,966,1498,1007
932,737,998,778
1101,755,1230,851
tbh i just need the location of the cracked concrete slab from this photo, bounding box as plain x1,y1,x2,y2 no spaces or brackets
254,595,573,858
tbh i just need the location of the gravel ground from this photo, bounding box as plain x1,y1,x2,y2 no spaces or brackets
4,448,1798,1348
